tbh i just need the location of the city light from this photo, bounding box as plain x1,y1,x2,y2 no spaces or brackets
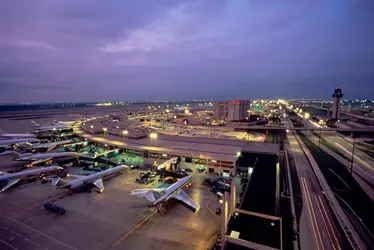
90,125,94,129
103,128,108,132
150,133,158,139
236,152,241,157
123,130,129,135
304,112,310,119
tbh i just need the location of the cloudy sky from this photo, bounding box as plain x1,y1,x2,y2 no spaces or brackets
0,0,373,103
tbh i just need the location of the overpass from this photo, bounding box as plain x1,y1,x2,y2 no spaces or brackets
235,126,374,133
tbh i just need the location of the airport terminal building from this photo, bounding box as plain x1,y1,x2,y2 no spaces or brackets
76,122,279,174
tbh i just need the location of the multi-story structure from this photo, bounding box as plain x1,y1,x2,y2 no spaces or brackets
213,101,229,119
213,100,250,121
332,88,343,119
228,100,250,121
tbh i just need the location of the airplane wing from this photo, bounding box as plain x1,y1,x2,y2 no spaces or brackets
47,145,57,152
92,178,104,192
1,178,21,192
69,174,85,179
30,158,53,165
0,151,13,156
131,189,159,202
174,190,200,213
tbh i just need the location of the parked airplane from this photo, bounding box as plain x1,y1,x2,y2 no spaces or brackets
52,165,127,192
25,139,73,152
0,165,63,192
12,151,79,166
0,138,40,148
0,128,36,138
131,175,200,213
31,120,72,132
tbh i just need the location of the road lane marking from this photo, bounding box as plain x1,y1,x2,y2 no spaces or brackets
4,217,77,250
315,195,336,250
301,177,321,250
205,189,218,218
318,196,341,250
112,209,158,248
302,178,324,250
0,238,19,250
334,143,374,171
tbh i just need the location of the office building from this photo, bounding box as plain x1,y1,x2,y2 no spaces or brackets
228,100,250,121
213,101,229,119
332,88,343,119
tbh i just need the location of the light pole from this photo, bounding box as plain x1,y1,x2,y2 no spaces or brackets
103,128,107,138
304,113,310,135
123,130,129,141
318,129,322,150
350,135,356,177
150,132,158,146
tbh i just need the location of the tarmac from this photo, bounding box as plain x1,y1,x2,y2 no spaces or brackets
0,166,220,250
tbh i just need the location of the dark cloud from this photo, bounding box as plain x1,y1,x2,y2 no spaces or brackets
0,0,373,103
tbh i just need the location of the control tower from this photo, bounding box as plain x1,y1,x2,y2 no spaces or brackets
332,88,343,119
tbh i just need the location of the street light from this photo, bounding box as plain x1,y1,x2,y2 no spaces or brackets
150,132,158,145
90,125,94,129
123,130,129,141
103,127,107,138
350,134,356,179
304,113,310,135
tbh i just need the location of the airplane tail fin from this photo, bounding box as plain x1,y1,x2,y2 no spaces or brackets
10,151,22,159
51,176,61,186
30,120,39,126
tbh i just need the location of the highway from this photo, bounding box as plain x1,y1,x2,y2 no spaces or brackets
302,117,374,188
286,122,343,250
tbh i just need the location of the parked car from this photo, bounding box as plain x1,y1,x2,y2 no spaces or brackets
197,167,206,173
210,185,230,193
163,176,175,184
43,203,66,215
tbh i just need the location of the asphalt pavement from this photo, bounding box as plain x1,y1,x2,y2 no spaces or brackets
285,117,343,250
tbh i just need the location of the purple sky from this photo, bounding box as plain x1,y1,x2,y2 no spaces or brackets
1,0,373,103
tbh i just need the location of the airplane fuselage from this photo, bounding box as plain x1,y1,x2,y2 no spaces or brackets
152,175,192,206
0,133,36,138
61,165,127,189
14,152,79,161
0,138,40,147
34,124,71,132
0,166,62,182
29,140,73,150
